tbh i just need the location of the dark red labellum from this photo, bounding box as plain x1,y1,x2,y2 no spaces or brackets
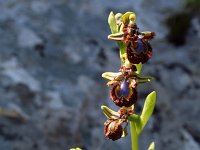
135,39,146,53
126,39,152,64
110,84,138,107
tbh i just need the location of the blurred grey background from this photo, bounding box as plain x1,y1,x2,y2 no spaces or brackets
0,0,200,150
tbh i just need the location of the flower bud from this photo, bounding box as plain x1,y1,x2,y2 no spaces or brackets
104,119,123,141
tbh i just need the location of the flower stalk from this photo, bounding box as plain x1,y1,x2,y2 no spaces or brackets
130,121,139,150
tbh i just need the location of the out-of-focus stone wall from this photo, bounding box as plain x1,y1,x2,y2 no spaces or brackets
0,0,200,150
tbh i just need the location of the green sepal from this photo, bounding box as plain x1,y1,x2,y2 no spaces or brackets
108,11,126,65
102,72,122,81
101,105,119,119
140,91,156,134
108,11,118,34
148,142,155,150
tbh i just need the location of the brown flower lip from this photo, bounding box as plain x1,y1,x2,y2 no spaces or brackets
104,119,123,141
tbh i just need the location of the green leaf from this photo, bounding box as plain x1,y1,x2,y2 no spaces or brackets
140,91,156,134
108,11,118,34
128,92,156,135
148,142,155,150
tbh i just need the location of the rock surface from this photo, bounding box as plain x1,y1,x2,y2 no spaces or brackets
0,0,200,150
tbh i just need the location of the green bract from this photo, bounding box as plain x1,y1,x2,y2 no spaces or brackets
128,91,157,135
140,91,156,133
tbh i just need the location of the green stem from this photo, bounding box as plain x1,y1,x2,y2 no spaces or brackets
130,121,139,150
118,42,126,64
